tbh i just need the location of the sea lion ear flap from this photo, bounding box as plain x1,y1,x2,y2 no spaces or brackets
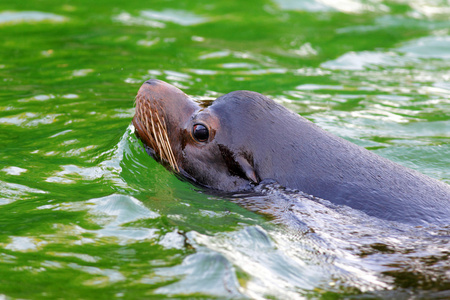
236,155,259,184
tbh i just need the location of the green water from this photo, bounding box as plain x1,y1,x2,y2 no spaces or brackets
1,0,449,298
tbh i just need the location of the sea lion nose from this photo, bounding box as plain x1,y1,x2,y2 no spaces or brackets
144,79,163,85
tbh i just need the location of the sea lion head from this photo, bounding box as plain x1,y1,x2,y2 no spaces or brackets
133,79,260,191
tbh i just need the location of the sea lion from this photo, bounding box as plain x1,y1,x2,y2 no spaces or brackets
132,79,450,225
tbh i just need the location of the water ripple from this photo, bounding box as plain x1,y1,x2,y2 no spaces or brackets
0,11,66,25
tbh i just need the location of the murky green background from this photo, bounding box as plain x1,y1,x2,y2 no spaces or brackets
1,0,449,299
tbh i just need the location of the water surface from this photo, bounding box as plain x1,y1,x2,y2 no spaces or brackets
1,0,449,298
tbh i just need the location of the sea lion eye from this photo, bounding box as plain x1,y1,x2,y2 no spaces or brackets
193,124,209,142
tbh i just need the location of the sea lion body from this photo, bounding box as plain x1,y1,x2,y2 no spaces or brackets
133,79,450,225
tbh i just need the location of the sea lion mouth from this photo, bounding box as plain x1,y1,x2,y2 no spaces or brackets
133,92,179,172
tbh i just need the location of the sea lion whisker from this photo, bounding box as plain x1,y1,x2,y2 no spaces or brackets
162,125,178,171
147,104,173,170
149,108,163,157
155,123,168,160
154,112,177,168
154,112,178,171
158,128,172,167
138,95,176,169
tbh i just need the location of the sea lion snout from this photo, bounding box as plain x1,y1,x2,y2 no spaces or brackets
144,78,160,85
133,79,200,172
142,78,168,89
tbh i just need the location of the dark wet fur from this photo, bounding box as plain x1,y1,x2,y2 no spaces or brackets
133,80,450,226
